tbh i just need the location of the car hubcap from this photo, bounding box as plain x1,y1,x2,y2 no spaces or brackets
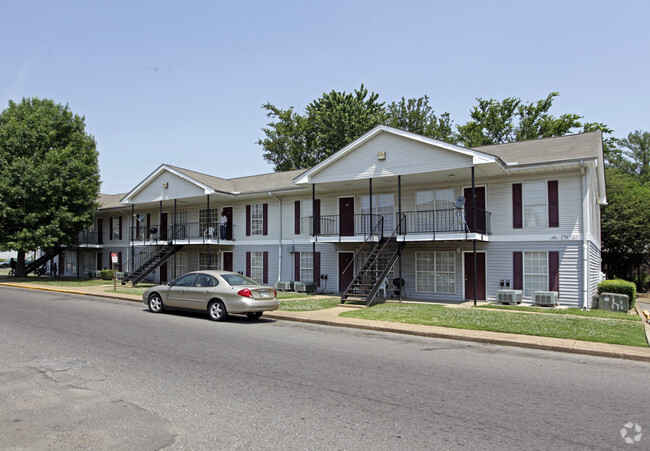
151,297,161,311
211,304,222,318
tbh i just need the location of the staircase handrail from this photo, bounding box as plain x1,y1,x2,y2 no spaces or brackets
340,216,384,278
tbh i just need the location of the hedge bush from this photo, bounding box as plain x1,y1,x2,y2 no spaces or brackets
597,279,636,310
100,269,115,280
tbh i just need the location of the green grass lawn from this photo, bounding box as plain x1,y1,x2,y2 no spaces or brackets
0,276,112,287
279,297,340,311
277,291,313,299
479,304,641,321
340,303,648,347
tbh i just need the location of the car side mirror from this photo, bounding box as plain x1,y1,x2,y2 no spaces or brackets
168,281,174,286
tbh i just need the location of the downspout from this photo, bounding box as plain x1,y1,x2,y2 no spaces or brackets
269,191,282,283
580,161,589,309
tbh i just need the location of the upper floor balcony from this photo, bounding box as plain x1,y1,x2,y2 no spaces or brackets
304,207,491,241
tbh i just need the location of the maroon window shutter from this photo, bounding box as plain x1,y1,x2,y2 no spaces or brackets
263,252,269,284
548,180,559,228
313,199,321,235
513,252,523,290
246,252,251,277
315,252,321,287
294,253,300,282
118,216,123,240
294,200,301,234
109,217,113,240
512,184,522,229
549,251,559,292
118,252,123,272
246,205,251,236
263,203,268,236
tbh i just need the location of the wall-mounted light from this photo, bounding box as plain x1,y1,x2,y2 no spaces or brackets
162,182,169,189
448,173,456,179
377,151,386,161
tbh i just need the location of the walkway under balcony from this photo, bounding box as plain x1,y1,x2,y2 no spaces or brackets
306,208,491,242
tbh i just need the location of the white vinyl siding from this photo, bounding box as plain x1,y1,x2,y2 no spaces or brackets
361,193,394,231
415,251,455,294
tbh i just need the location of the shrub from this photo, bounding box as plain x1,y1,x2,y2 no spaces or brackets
597,279,637,310
100,269,115,280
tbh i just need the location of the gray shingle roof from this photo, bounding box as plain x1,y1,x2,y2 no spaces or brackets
98,193,127,209
474,130,602,166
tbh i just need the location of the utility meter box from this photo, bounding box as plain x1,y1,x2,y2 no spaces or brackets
598,293,629,312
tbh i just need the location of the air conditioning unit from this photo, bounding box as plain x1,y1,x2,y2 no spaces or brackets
533,291,559,306
276,281,294,291
294,281,316,293
496,289,522,305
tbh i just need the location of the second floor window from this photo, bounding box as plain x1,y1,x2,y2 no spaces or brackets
361,193,394,231
523,181,547,228
250,203,264,235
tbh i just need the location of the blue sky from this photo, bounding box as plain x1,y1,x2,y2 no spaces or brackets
2,0,648,194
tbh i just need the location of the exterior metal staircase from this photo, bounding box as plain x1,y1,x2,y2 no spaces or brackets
25,248,64,275
341,215,406,307
122,243,183,286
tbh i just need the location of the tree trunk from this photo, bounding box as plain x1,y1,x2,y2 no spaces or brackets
16,250,26,278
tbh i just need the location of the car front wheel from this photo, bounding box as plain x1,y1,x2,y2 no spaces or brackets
246,312,263,320
208,300,228,321
148,293,164,313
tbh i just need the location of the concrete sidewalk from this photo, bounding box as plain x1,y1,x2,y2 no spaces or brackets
2,281,650,363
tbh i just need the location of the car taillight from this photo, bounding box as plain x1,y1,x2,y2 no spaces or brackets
237,288,253,298
274,289,277,298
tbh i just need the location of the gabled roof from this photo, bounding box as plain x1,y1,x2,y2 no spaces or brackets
475,130,603,166
98,193,127,209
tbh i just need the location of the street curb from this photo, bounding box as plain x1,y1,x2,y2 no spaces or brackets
264,313,650,363
3,282,649,362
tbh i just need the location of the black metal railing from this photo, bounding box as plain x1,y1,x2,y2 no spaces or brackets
78,230,100,245
303,214,384,237
130,221,232,244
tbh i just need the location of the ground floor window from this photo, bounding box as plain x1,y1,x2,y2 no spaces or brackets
65,253,77,274
524,252,547,297
300,252,313,283
415,251,455,294
250,251,264,283
199,252,218,271
175,252,188,277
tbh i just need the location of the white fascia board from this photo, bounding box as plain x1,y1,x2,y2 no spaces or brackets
120,164,216,204
503,157,597,173
293,125,500,185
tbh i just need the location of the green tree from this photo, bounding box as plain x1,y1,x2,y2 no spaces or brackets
384,96,455,142
0,98,100,277
259,85,385,171
456,92,585,147
600,169,650,288
614,130,650,184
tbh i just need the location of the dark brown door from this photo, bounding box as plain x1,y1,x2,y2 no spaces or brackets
160,213,168,240
338,252,354,293
464,186,486,233
339,197,354,236
464,252,486,300
160,261,168,283
96,252,102,271
224,207,233,240
97,219,103,244
223,252,233,272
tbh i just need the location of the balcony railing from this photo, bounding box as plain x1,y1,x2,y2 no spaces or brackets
130,221,232,244
303,208,491,238
78,230,101,245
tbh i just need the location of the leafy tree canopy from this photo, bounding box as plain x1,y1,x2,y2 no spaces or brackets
608,130,650,184
0,97,100,275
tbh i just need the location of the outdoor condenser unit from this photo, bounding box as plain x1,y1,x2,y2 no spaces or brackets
533,291,559,306
276,281,294,291
294,281,316,293
496,289,522,305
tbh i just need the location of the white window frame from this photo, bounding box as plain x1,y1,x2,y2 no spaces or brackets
175,252,188,276
250,203,264,235
415,251,455,294
112,216,120,240
250,251,264,283
523,181,547,228
300,252,313,283
199,208,219,236
524,251,548,298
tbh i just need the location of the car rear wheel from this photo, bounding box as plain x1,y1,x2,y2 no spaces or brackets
208,300,228,321
246,312,263,320
148,293,164,313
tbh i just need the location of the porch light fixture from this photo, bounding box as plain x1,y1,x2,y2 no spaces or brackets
377,151,386,160
448,173,456,178
162,182,169,189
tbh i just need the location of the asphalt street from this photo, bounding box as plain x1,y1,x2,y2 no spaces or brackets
1,287,648,449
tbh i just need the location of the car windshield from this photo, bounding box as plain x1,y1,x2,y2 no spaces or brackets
220,273,260,286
